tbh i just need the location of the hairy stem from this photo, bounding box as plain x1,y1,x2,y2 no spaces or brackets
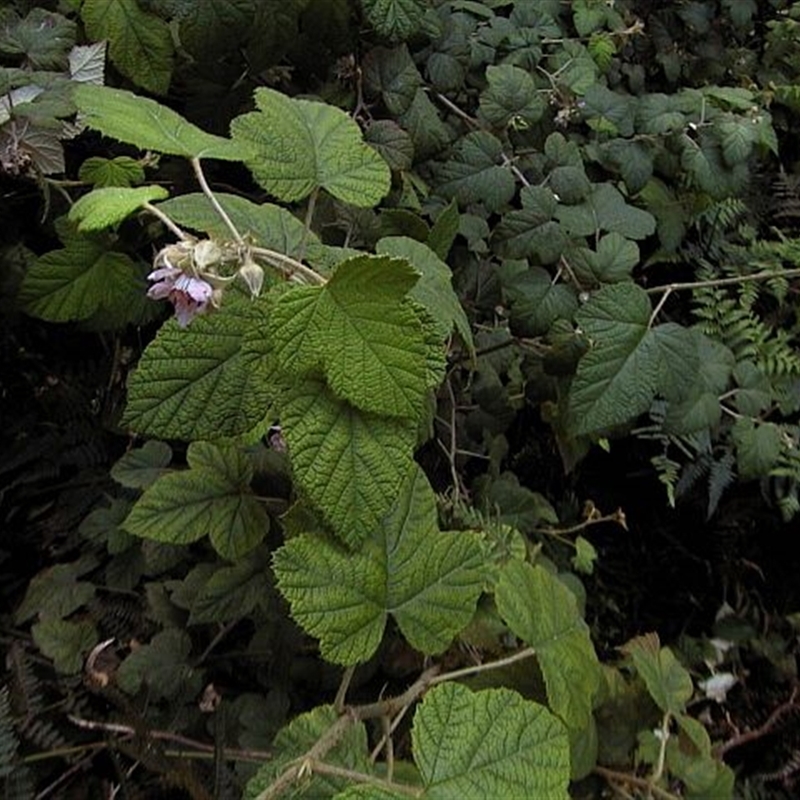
594,765,682,800
142,201,192,241
191,157,244,244
249,246,326,285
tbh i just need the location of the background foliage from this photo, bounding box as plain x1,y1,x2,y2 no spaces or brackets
3,1,800,798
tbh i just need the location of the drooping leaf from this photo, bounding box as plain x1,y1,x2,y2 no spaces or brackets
273,464,486,664
479,63,545,128
231,87,390,206
78,156,145,188
123,441,270,560
117,629,195,699
81,0,173,95
619,633,693,715
270,255,437,420
18,239,142,323
123,292,275,441
412,682,570,799
496,560,601,730
279,378,417,548
361,0,427,41
68,186,169,231
32,619,97,675
435,131,516,213
244,706,372,799
15,557,97,624
74,84,247,160
110,441,173,489
377,236,474,354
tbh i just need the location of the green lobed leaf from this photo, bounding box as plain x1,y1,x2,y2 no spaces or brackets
81,0,173,95
377,236,474,354
123,441,269,560
364,119,415,171
496,560,601,731
492,185,565,264
619,633,693,715
231,87,391,206
569,233,640,286
732,419,783,479
123,292,275,441
503,267,578,337
78,156,145,188
555,183,656,240
479,63,545,128
0,9,76,70
361,0,427,41
279,378,417,549
18,239,142,323
117,629,195,699
32,619,97,675
363,44,422,116
270,254,437,420
435,131,516,214
15,557,97,624
273,464,486,664
176,0,254,58
111,441,173,489
412,682,570,799
68,186,168,231
427,200,460,260
245,706,372,799
74,84,246,160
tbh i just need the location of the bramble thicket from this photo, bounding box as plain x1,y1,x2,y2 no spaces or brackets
3,1,800,798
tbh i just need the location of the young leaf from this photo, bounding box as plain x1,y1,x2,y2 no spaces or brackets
231,87,390,206
377,236,474,355
279,379,417,548
74,84,247,160
273,465,486,664
496,560,601,731
81,0,173,95
110,441,173,489
244,706,372,799
434,131,516,213
32,619,97,675
619,633,693,715
78,156,145,188
123,441,270,560
68,186,168,231
18,239,142,323
123,292,275,441
412,683,570,799
361,0,427,41
270,255,437,420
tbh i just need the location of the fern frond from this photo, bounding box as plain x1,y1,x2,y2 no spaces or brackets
707,451,736,519
0,686,18,779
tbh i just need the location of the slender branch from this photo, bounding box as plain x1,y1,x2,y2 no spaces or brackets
311,761,421,797
300,187,319,262
594,765,682,800
191,157,244,244
249,246,326,285
429,646,537,686
533,509,627,539
194,618,240,667
334,666,356,713
648,287,673,329
67,715,272,762
645,268,800,297
142,201,192,241
650,711,671,786
715,688,799,758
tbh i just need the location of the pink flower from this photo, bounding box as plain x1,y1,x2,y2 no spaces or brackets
147,266,215,327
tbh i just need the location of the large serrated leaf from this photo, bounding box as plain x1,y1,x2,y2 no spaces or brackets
492,185,566,264
15,557,97,624
435,131,516,213
123,292,274,441
496,560,601,731
79,156,145,188
244,706,372,799
363,45,422,115
361,0,427,41
32,619,97,675
18,240,142,323
74,84,246,160
69,186,168,231
111,441,172,489
273,464,486,664
479,63,545,128
376,236,474,355
555,183,656,240
279,379,417,548
81,0,173,95
270,255,436,420
123,441,269,560
503,267,578,337
569,232,640,285
0,9,76,70
231,87,390,206
412,683,570,799
117,629,194,699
